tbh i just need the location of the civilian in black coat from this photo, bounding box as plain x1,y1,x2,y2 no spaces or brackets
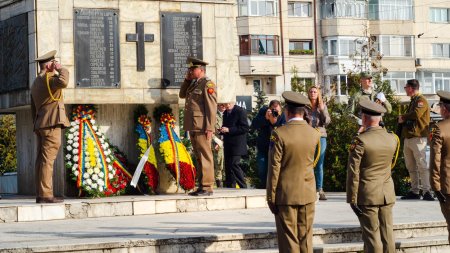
219,103,249,188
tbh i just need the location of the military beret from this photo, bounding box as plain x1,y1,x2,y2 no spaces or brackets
282,91,310,107
359,99,386,116
360,72,372,79
187,56,208,68
35,50,57,63
437,90,450,104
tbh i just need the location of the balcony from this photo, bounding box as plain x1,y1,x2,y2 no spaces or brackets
238,55,283,76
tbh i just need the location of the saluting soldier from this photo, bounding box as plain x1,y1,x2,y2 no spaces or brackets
267,91,321,253
179,57,217,196
350,72,392,133
31,50,70,203
430,90,450,242
346,100,399,253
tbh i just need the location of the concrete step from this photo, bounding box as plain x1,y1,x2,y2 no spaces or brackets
0,189,266,223
313,235,450,253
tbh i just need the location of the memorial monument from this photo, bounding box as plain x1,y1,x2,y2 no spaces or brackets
0,0,242,195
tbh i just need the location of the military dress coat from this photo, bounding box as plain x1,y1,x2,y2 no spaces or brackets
402,94,430,139
267,120,321,205
430,118,450,194
179,77,217,132
31,68,70,130
346,126,398,205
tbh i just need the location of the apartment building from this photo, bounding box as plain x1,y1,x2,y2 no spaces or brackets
236,0,450,102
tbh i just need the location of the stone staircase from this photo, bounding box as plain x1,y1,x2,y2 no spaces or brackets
0,191,448,252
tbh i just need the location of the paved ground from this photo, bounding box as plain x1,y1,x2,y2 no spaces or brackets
0,193,444,250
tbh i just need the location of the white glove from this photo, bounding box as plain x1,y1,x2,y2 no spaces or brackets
376,92,386,103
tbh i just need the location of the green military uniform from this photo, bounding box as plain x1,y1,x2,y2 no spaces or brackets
351,89,392,116
402,93,431,196
430,90,450,242
347,100,399,253
213,109,224,185
31,50,70,203
179,57,217,195
267,91,321,253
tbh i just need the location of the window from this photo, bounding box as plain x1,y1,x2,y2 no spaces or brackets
321,0,367,19
433,44,450,58
324,37,363,56
375,35,414,57
288,2,311,17
289,40,314,55
240,35,279,56
430,8,450,23
238,0,278,16
433,73,450,92
369,0,413,20
384,72,415,94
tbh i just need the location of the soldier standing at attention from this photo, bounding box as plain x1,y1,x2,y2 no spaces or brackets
267,91,321,253
399,79,433,200
346,100,399,253
31,50,70,203
179,57,217,196
430,90,450,242
213,103,226,188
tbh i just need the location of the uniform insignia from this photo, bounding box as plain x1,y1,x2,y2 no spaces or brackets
429,126,437,140
349,138,360,151
206,82,214,88
207,87,215,94
417,101,424,108
269,133,279,148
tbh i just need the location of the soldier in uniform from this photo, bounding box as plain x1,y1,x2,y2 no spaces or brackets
267,91,321,253
346,100,399,253
213,103,225,188
399,79,433,200
430,90,450,242
31,50,70,203
179,57,217,196
350,72,392,133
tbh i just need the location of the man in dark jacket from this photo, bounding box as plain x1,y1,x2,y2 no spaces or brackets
219,100,249,188
251,100,286,188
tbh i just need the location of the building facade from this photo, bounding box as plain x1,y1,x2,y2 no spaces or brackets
1,0,450,194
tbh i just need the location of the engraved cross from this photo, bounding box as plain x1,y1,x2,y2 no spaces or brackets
126,22,154,72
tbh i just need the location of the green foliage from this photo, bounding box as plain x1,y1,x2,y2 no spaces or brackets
243,90,268,188
290,65,315,94
323,73,410,195
289,49,314,55
0,114,17,174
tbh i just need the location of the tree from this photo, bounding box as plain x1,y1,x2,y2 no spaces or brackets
323,28,409,195
0,114,17,175
243,90,268,188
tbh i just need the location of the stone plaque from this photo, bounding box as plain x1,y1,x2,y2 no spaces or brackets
0,13,29,94
161,12,202,88
74,9,120,88
236,96,252,113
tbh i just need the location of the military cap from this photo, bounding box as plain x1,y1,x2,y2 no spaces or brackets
35,50,57,63
437,90,450,104
360,72,372,79
359,99,386,116
187,56,208,68
282,91,310,107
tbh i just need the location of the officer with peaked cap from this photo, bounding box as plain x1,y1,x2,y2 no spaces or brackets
430,90,450,242
267,91,321,253
347,100,399,253
179,56,217,196
31,50,70,203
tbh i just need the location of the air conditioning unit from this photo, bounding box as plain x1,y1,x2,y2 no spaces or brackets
327,56,338,64
415,58,422,67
